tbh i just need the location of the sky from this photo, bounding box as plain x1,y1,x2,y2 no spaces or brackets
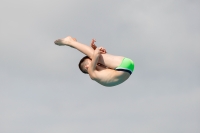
0,0,200,133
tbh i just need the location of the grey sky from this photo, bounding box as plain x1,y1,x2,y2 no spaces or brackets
0,0,200,133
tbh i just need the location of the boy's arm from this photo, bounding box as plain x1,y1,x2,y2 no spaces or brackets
88,47,106,79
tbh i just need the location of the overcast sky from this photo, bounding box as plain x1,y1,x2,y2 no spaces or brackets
0,0,200,133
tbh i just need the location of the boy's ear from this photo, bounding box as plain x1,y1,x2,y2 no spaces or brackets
85,64,89,69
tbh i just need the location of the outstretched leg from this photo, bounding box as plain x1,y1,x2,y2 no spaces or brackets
54,36,124,69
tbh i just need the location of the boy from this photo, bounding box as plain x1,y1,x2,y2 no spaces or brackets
54,36,134,87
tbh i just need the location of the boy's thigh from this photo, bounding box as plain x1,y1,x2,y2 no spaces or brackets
98,54,124,69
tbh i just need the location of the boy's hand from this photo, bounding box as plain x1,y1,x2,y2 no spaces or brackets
94,47,107,55
91,39,107,54
91,39,97,50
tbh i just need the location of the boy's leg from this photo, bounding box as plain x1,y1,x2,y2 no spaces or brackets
98,54,124,69
54,36,124,69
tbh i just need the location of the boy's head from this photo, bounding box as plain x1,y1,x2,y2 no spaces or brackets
78,56,91,74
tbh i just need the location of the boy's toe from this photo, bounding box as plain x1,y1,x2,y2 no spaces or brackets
54,39,61,45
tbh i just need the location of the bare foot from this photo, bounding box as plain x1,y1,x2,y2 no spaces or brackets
54,36,77,46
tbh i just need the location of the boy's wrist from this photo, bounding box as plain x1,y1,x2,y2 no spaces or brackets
94,51,100,57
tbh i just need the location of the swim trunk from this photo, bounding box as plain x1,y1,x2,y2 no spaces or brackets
115,58,134,75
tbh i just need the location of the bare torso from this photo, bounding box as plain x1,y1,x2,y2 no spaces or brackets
93,65,130,87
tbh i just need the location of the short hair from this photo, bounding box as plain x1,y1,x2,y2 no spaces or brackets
78,56,90,74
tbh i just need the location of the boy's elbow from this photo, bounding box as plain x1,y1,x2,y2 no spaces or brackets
89,73,97,80
90,77,95,80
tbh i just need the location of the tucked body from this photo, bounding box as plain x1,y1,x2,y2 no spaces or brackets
54,36,134,87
